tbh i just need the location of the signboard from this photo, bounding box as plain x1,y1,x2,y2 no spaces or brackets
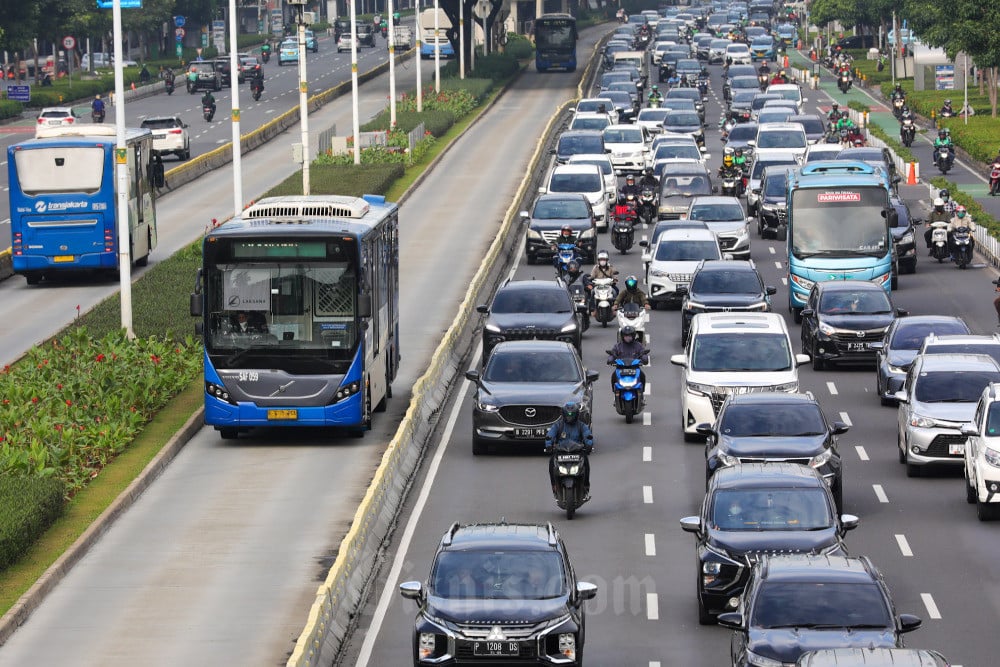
817,191,862,203
6,85,30,102
935,65,955,90
176,44,183,58
62,36,76,50
212,19,226,51
271,8,284,34
96,0,142,7
173,15,185,28
175,28,186,42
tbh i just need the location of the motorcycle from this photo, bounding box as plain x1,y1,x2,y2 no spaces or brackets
697,77,709,97
939,106,955,119
164,78,174,95
720,174,740,197
900,118,915,147
203,104,216,122
637,188,657,225
648,96,662,109
989,162,1000,196
935,146,954,174
838,72,852,93
261,48,271,64
928,221,950,263
92,109,105,123
552,242,582,279
617,302,649,342
592,277,617,327
565,279,591,332
757,72,769,90
250,79,264,101
612,207,636,254
952,226,973,269
892,97,906,119
549,439,590,519
608,352,649,424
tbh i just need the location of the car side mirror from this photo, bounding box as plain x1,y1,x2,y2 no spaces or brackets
476,304,488,314
897,613,923,633
893,390,908,403
538,187,547,194
765,286,777,296
519,211,529,219
831,421,850,435
638,240,649,248
586,369,600,384
679,516,701,533
695,423,714,437
717,612,743,629
576,581,598,602
869,340,885,350
795,353,811,366
670,354,688,367
961,422,979,437
399,580,424,602
800,308,814,319
464,370,481,383
895,307,908,317
840,514,860,532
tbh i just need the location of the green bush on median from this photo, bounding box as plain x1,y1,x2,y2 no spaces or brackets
0,100,23,120
0,476,65,571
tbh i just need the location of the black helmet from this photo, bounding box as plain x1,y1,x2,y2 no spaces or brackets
940,188,950,200
617,193,626,205
621,325,636,342
561,401,581,424
644,167,654,177
567,260,581,275
626,174,635,183
625,275,638,291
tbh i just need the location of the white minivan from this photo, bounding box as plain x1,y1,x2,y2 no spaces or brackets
540,163,611,232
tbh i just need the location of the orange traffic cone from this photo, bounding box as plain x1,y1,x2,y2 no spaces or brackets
130,82,135,90
783,55,789,69
906,161,918,185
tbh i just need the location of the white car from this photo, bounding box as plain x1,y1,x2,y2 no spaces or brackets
751,122,809,164
685,195,752,259
602,124,651,174
35,107,82,136
81,52,138,70
670,312,810,440
642,227,723,307
635,108,670,135
725,43,752,65
540,163,610,232
568,112,612,133
140,115,191,160
963,382,1000,521
804,143,842,163
574,97,619,124
337,34,355,53
567,154,617,201
765,83,808,113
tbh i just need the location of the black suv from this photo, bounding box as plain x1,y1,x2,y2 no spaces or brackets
399,521,597,666
681,260,775,345
890,194,918,276
521,193,596,265
477,280,584,361
186,61,221,93
719,554,922,667
211,58,232,87
680,463,858,625
699,392,848,510
756,165,793,239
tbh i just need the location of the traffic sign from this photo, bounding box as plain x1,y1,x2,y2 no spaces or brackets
175,44,182,58
62,36,76,50
175,28,186,42
6,85,30,102
173,15,185,28
96,0,142,8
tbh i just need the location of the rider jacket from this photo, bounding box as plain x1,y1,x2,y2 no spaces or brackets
608,339,648,365
591,264,619,281
619,182,641,198
638,175,658,191
545,420,594,451
614,288,650,310
718,165,741,179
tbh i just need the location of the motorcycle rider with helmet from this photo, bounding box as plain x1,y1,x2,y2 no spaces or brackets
613,275,651,311
638,167,658,191
940,99,954,116
939,188,957,216
91,94,105,120
550,224,585,265
947,205,976,257
590,250,620,304
924,198,951,251
647,84,664,106
718,153,741,178
607,325,649,391
933,128,954,167
201,90,217,118
544,402,594,497
619,174,641,199
891,84,905,102
826,102,840,123
770,69,788,85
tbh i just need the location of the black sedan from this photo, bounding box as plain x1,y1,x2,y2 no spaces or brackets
680,463,858,625
890,194,919,276
477,280,585,361
800,280,907,370
520,193,597,265
699,392,848,510
465,340,598,455
872,315,971,405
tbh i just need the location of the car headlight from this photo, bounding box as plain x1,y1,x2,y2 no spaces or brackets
685,300,705,311
476,397,500,412
418,633,438,660
773,381,798,392
984,447,1000,468
789,274,814,291
748,301,770,311
526,228,542,240
909,414,936,429
718,451,739,467
746,650,785,667
579,227,596,239
900,232,914,245
650,268,669,278
558,464,581,475
484,323,502,333
817,321,838,336
561,322,579,333
687,381,714,395
558,633,576,661
809,447,833,468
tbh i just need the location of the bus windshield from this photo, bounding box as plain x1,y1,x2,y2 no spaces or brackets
14,146,105,194
791,187,888,259
536,20,575,49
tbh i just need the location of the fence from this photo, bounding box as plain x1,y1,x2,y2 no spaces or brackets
407,122,426,153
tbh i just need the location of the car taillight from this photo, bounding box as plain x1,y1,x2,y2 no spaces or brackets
66,117,74,123
37,118,43,124
169,129,182,134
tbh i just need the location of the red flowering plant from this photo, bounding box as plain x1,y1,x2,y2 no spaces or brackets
0,327,202,494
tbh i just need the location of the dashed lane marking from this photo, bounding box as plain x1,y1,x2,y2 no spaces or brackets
643,412,651,426
855,445,869,461
873,484,889,503
643,446,652,462
774,260,782,269
840,411,852,426
895,534,913,557
768,246,775,254
646,593,659,620
921,593,942,619
645,533,656,556
643,486,653,504
826,381,838,395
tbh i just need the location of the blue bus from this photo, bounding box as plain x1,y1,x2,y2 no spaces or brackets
534,13,577,72
190,195,400,438
786,161,895,322
7,125,160,285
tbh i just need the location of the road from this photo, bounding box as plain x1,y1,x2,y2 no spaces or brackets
0,26,610,667
0,26,412,242
342,52,1000,666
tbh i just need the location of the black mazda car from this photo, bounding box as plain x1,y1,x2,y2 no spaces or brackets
477,280,585,362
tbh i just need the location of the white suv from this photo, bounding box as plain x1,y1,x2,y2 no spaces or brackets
140,115,191,160
725,43,752,65
642,227,723,307
670,312,810,440
963,382,1000,521
541,163,610,231
751,122,808,164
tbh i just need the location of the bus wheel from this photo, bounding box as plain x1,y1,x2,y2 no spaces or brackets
218,427,238,439
24,272,42,285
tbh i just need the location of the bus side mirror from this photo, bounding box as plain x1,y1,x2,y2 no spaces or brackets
151,161,165,188
190,293,203,317
357,292,373,319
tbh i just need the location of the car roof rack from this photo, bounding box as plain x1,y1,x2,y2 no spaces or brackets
441,521,461,547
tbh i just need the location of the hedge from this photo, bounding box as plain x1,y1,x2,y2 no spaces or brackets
362,109,456,137
504,33,535,60
264,163,404,197
0,476,65,571
0,100,23,120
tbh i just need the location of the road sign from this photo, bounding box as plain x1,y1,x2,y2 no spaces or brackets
176,44,182,58
62,36,76,50
96,0,142,8
175,28,186,41
173,15,185,28
6,85,30,102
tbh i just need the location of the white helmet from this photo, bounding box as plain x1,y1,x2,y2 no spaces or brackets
933,198,944,208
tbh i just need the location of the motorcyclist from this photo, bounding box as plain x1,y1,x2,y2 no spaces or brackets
891,84,905,102
91,94,105,118
899,105,914,122
619,174,641,198
544,402,594,496
666,71,681,89
826,102,840,123
940,99,954,116
590,250,619,295
202,91,216,115
613,275,651,311
732,147,748,173
249,69,264,96
638,167,658,191
551,225,585,268
563,259,587,289
647,84,664,105
933,129,954,167
939,188,957,216
924,198,951,250
160,66,175,84
947,205,976,257
758,61,771,76
612,193,637,225
836,114,856,132
607,325,649,390
770,70,787,85
718,153,741,180
261,42,271,58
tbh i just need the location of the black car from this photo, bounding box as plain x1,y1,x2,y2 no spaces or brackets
699,392,849,510
755,165,794,239
837,146,900,191
553,130,605,165
719,554,922,667
477,280,585,361
872,315,970,405
186,61,221,93
665,86,706,123
800,280,907,370
681,463,858,625
681,260,775,345
723,121,759,154
466,340,598,455
658,163,713,219
890,195,919,275
211,58,233,87
399,521,597,666
356,22,376,47
725,76,762,104
521,194,596,264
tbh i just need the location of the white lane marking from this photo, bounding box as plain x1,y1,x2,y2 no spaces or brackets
895,534,913,557
645,533,656,556
839,411,852,426
768,246,775,254
781,277,787,285
643,445,652,462
826,381,838,395
774,260,782,269
855,445,869,461
643,486,653,504
650,663,662,667
643,412,651,426
873,484,889,503
921,593,942,619
645,381,651,395
646,593,659,620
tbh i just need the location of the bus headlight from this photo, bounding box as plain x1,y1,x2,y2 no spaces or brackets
333,380,362,403
206,382,236,405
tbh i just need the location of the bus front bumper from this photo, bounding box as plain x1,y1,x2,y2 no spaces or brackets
204,391,365,429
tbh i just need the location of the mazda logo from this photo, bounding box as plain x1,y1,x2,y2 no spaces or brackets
525,408,536,417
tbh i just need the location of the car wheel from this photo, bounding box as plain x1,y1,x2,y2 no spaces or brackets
898,431,906,463
906,462,921,477
525,253,536,265
472,435,487,456
966,471,977,504
977,499,997,521
903,258,917,274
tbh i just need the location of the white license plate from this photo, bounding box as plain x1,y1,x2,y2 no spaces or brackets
473,641,519,657
514,427,547,438
847,342,870,351
949,443,965,455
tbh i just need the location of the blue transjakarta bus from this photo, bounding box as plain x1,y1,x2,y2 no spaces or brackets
534,13,578,72
786,161,896,321
7,125,160,284
190,195,400,438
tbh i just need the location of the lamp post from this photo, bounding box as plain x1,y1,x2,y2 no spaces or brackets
288,0,312,192
228,0,243,214
350,0,361,165
112,0,133,337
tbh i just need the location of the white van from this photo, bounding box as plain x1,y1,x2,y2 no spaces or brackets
540,163,611,231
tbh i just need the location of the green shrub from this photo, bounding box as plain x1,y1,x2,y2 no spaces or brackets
937,117,998,164
264,163,404,197
362,108,455,137
504,33,534,60
465,52,520,81
440,77,493,102
310,22,330,32
400,83,481,116
0,476,65,571
0,100,23,120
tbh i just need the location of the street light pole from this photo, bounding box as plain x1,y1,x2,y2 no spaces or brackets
388,0,396,127
112,0,133,338
296,6,311,193
229,0,243,213
350,0,361,165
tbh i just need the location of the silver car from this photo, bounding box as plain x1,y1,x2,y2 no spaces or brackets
895,353,1000,477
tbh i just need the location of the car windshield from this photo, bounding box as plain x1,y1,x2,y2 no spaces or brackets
772,88,802,102
892,322,969,350
806,148,841,163
711,488,833,531
431,550,566,600
604,128,644,143
655,240,720,261
667,89,700,102
914,371,1000,403
792,117,826,135
689,203,745,222
660,173,712,197
572,158,611,175
727,124,758,142
577,100,613,114
820,290,892,314
190,63,215,73
281,39,297,48
764,173,790,197
758,110,794,124
758,131,806,149
654,144,700,161
483,349,583,383
752,159,796,181
924,344,1000,365
751,38,773,48
571,116,610,131
751,582,892,629
665,112,701,127
491,289,572,314
692,333,792,372
732,77,759,89
141,118,180,130
533,198,590,220
558,136,603,156
719,403,826,436
550,173,601,193
638,110,670,124
691,270,761,295
732,91,758,107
